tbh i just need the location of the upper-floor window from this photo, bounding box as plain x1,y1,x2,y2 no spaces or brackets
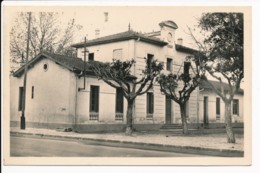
113,49,123,59
166,58,173,71
184,61,191,75
233,99,239,115
88,53,94,61
147,54,154,70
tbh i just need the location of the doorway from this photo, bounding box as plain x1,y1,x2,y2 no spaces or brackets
203,96,209,127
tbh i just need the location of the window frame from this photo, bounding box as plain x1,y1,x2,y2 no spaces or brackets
166,58,173,71
89,85,99,113
216,97,221,119
232,99,239,115
147,92,154,117
18,87,24,111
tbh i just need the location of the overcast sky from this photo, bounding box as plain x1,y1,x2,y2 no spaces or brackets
57,6,206,47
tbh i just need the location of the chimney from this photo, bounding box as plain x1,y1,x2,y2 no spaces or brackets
95,29,100,38
177,38,183,45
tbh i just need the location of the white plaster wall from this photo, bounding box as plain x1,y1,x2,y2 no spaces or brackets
199,89,244,123
76,76,127,124
10,58,76,125
77,40,135,62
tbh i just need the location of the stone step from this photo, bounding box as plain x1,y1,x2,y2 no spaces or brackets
160,124,182,129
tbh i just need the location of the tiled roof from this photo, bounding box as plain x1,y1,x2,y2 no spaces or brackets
175,44,198,54
71,30,168,48
199,80,244,94
13,52,91,77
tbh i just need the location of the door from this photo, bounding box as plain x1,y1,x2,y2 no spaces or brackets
203,96,209,127
165,95,172,124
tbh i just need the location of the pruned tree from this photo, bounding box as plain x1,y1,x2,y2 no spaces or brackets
10,12,82,72
89,58,163,135
157,56,205,134
189,13,244,143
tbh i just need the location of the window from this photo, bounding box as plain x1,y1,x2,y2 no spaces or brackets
90,85,99,120
88,53,94,61
147,92,154,117
166,58,173,71
18,87,24,111
147,54,154,70
115,88,124,120
43,63,48,71
184,61,191,75
31,86,34,99
233,99,239,115
113,49,123,59
216,97,220,119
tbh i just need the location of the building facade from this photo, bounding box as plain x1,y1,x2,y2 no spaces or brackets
10,20,243,132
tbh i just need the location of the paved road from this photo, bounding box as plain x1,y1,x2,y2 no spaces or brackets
10,136,202,157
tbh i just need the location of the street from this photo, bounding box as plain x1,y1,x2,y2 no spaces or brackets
10,135,202,157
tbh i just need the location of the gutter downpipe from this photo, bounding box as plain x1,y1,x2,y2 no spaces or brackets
78,37,88,91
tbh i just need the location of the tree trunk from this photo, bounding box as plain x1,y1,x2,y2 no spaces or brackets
180,104,189,134
225,101,236,143
125,99,134,135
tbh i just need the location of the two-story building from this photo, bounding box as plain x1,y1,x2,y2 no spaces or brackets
10,20,243,132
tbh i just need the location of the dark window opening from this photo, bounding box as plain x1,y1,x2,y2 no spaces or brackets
233,99,239,115
216,97,220,119
31,86,34,99
167,58,173,71
90,85,99,112
18,87,24,111
88,53,94,61
184,61,191,75
43,63,48,71
116,88,124,113
147,54,154,70
147,92,154,115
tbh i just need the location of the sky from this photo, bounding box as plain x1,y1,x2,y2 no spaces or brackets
57,6,206,47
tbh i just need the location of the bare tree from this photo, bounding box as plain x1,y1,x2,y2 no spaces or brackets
10,12,82,72
89,58,163,135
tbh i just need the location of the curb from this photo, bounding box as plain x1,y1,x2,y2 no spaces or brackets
10,131,244,157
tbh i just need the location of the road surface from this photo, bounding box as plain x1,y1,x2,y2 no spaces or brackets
10,135,202,157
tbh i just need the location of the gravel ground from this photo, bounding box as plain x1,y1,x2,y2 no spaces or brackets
10,127,244,151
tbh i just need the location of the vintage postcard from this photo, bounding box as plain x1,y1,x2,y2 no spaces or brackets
2,2,252,166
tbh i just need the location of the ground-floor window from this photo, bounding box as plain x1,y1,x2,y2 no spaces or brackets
90,85,99,120
233,99,239,115
216,97,220,119
18,87,24,111
147,92,154,118
115,88,124,120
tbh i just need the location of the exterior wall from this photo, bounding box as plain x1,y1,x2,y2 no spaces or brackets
76,76,127,124
77,40,135,62
198,89,244,124
10,58,76,128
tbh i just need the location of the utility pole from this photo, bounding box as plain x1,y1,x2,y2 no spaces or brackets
21,12,31,129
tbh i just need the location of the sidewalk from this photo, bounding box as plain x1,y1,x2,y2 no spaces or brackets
10,127,244,157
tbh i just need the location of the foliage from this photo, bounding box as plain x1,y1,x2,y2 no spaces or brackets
193,13,244,100
10,12,82,72
90,58,164,100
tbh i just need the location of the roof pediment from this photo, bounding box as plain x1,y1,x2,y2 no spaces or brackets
159,20,178,29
